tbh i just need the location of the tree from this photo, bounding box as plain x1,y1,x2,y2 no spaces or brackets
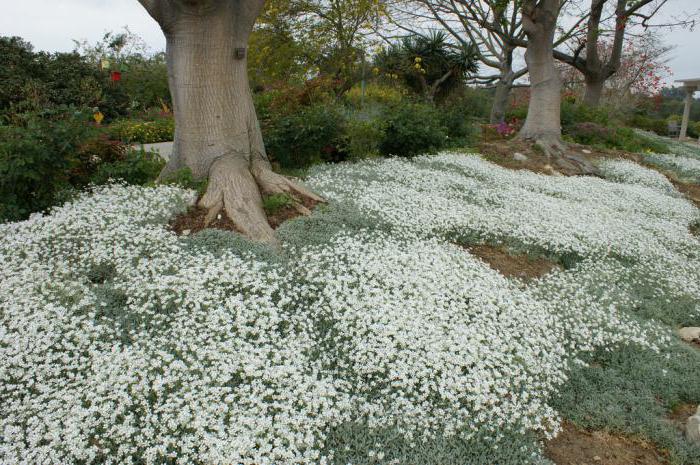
136,0,322,244
518,0,564,148
374,31,478,102
393,0,527,122
554,0,677,106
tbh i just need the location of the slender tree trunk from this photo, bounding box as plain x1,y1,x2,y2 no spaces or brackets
490,75,514,124
583,75,605,106
138,0,321,244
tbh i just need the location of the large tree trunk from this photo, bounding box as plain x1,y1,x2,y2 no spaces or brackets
518,0,598,175
518,1,562,148
138,0,321,244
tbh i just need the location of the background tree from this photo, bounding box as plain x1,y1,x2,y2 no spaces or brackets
374,31,478,102
136,0,321,244
553,0,681,106
518,0,564,147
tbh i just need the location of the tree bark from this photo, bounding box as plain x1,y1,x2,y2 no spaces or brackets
583,75,605,106
138,0,321,244
518,0,563,148
490,73,515,124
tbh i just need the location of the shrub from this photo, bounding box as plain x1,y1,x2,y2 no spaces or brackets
90,148,165,186
438,100,481,148
108,117,174,143
262,193,294,215
565,122,669,153
264,103,346,169
0,107,96,221
379,102,447,157
0,36,130,120
341,116,386,160
344,82,405,108
627,114,668,136
161,167,207,195
560,101,613,129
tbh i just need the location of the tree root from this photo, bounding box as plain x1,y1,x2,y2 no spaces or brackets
526,136,600,176
197,157,323,244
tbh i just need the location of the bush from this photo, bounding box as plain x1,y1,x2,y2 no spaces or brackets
90,148,165,186
108,117,174,143
344,82,405,108
560,101,613,129
0,36,130,121
264,103,346,169
565,122,669,153
341,116,386,160
0,107,96,221
379,102,447,157
627,114,668,136
262,193,294,215
438,100,481,148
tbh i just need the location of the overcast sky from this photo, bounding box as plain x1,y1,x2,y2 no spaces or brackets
2,0,698,85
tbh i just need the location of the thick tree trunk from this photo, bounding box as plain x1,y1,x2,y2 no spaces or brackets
518,26,562,147
138,0,321,244
583,75,605,106
518,0,598,175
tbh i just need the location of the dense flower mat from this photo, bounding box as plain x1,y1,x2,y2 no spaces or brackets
1,152,699,464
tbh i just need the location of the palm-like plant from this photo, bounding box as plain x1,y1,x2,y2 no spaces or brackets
376,31,479,102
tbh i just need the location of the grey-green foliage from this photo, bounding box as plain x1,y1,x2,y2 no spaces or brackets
277,201,392,248
555,343,700,465
324,423,552,465
184,228,280,263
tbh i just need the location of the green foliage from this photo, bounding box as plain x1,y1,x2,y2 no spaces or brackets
565,122,669,153
379,102,448,157
560,101,613,129
344,82,406,108
108,117,174,143
627,114,670,136
438,100,482,147
556,343,700,465
0,36,129,121
0,107,96,221
340,116,386,159
90,148,165,186
375,31,479,102
161,167,207,195
264,103,346,169
262,193,294,215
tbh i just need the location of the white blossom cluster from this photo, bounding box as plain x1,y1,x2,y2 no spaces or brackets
1,153,698,463
307,154,699,260
644,153,700,183
596,158,678,195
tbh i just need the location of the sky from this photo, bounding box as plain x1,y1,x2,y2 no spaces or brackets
1,0,699,85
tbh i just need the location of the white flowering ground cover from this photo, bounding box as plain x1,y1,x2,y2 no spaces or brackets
2,152,700,464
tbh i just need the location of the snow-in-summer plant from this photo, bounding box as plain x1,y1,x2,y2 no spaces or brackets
644,153,700,184
1,152,699,464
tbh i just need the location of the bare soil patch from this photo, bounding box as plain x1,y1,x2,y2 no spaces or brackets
267,196,320,229
466,244,561,281
545,421,667,465
169,195,319,236
477,139,612,177
668,403,697,432
169,205,242,235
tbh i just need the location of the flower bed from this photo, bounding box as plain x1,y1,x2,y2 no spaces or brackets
1,152,699,463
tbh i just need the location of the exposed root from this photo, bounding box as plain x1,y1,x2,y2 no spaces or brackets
196,156,323,244
253,168,324,202
521,134,600,176
198,157,277,244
